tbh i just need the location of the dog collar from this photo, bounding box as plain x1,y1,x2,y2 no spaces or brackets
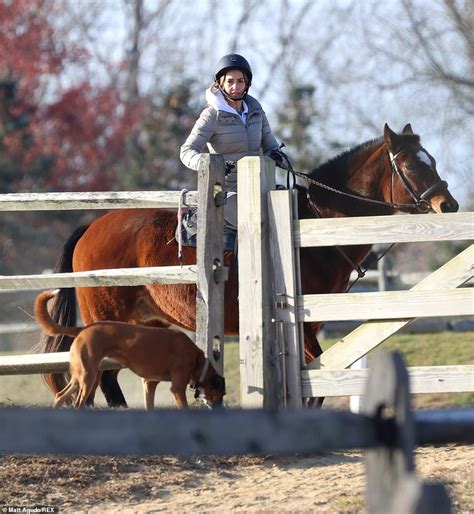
190,358,210,391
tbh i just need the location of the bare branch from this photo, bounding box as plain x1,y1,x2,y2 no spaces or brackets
228,0,265,53
258,0,316,100
443,0,474,54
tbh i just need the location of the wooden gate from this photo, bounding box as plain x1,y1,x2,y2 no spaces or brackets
237,157,474,408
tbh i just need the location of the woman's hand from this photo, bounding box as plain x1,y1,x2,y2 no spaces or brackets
268,149,290,170
225,161,236,175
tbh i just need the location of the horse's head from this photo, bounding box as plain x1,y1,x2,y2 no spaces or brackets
383,123,459,213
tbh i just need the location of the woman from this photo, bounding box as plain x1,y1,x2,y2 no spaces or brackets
180,53,286,248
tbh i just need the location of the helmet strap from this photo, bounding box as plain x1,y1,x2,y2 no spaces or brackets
218,85,248,102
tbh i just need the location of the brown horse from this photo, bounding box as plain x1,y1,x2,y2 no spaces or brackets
36,123,458,407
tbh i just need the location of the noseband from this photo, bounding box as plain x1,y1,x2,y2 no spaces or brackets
389,148,448,213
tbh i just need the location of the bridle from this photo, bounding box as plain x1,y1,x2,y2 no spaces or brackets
388,148,448,214
277,145,449,290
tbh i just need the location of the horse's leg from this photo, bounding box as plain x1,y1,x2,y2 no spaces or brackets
303,323,323,364
98,370,126,408
309,397,325,408
303,323,325,408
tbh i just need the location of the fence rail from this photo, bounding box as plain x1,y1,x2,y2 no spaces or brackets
301,365,474,396
299,289,473,322
0,351,121,375
0,265,197,291
1,404,471,456
295,212,474,246
0,190,198,211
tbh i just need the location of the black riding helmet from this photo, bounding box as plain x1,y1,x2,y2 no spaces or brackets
214,54,253,85
214,54,252,101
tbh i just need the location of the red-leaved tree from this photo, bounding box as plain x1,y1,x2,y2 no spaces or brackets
0,0,143,193
0,0,145,275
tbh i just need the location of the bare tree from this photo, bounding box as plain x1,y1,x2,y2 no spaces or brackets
46,0,471,199
399,0,473,113
353,0,473,193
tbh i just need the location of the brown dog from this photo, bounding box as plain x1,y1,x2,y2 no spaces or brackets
35,290,225,409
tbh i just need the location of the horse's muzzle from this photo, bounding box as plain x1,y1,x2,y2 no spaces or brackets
440,199,459,213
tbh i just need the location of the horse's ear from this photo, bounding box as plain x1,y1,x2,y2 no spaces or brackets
402,123,414,135
384,123,396,147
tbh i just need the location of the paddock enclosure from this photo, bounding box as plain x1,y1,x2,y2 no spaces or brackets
0,155,473,513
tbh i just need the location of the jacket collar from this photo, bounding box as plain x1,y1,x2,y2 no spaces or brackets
206,87,249,118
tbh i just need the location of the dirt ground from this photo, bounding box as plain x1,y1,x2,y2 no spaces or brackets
1,444,472,513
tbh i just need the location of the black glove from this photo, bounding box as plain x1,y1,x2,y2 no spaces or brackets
224,161,236,175
269,149,290,170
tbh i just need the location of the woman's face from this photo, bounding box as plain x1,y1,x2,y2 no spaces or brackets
221,69,247,99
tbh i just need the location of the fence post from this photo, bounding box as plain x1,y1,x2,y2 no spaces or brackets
196,154,226,376
268,189,303,408
237,156,279,408
362,351,452,514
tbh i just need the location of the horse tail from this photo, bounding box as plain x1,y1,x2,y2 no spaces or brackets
35,290,82,338
34,224,89,395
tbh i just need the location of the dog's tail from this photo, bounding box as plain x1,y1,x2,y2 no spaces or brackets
32,224,89,395
35,290,83,338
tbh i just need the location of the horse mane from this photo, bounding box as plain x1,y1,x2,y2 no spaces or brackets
308,133,421,184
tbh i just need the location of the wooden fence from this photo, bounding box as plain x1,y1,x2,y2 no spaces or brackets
237,157,474,408
1,156,473,407
0,154,226,375
0,156,472,513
